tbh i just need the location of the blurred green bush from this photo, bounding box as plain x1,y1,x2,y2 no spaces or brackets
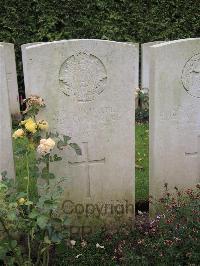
0,0,199,95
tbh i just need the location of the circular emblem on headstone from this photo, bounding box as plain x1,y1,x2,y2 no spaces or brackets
181,53,200,98
59,52,107,102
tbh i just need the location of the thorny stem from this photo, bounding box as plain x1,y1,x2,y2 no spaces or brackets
47,158,50,187
46,247,50,266
26,151,30,201
26,151,31,263
35,242,43,266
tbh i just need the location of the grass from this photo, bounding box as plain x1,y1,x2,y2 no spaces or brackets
13,123,149,203
13,137,38,199
135,122,149,202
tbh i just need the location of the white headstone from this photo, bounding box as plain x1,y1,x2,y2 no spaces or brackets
23,39,138,223
0,45,15,179
149,38,200,200
21,43,44,91
0,42,20,119
141,41,164,90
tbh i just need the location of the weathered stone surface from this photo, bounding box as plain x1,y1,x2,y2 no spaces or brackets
21,43,44,91
149,38,200,200
0,42,20,119
23,39,138,223
141,41,164,90
0,45,15,179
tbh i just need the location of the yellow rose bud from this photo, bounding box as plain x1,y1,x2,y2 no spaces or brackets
18,198,26,205
25,121,37,134
37,120,49,131
12,129,25,139
20,120,26,126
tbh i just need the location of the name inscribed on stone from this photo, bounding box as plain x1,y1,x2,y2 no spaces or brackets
59,52,107,102
52,106,120,137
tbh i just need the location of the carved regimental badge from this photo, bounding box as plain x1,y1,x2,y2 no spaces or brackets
181,53,200,98
59,52,107,102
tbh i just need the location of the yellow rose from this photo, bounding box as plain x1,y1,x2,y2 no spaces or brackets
37,120,49,131
25,120,37,134
20,117,33,126
18,198,26,205
12,129,25,139
20,118,37,133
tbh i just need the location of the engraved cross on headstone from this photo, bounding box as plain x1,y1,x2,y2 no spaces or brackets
185,135,200,182
68,142,105,198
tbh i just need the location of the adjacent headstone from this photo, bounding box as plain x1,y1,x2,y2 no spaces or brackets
0,45,15,179
0,42,20,119
141,41,164,90
21,43,44,91
149,38,200,201
23,39,138,224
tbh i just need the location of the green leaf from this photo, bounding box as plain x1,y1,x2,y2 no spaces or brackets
1,171,7,178
49,172,56,179
63,135,71,143
17,192,27,198
51,217,63,224
47,131,59,138
51,232,63,243
7,212,17,221
57,140,65,150
0,245,8,259
11,240,17,249
53,154,62,161
29,209,39,219
25,200,33,206
49,155,53,162
0,182,8,192
69,143,82,155
37,215,49,229
41,247,47,254
41,167,49,179
9,202,18,208
57,136,71,150
44,235,51,245
44,199,54,207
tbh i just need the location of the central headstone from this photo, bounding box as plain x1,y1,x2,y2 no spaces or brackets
23,40,138,224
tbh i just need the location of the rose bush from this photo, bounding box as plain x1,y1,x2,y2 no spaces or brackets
0,95,81,265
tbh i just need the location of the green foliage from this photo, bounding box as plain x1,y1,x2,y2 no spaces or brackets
0,0,199,95
135,123,149,201
136,89,149,122
135,108,149,122
0,171,69,265
13,137,38,199
0,96,81,265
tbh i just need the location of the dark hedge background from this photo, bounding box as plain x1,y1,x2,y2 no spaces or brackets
0,0,199,95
